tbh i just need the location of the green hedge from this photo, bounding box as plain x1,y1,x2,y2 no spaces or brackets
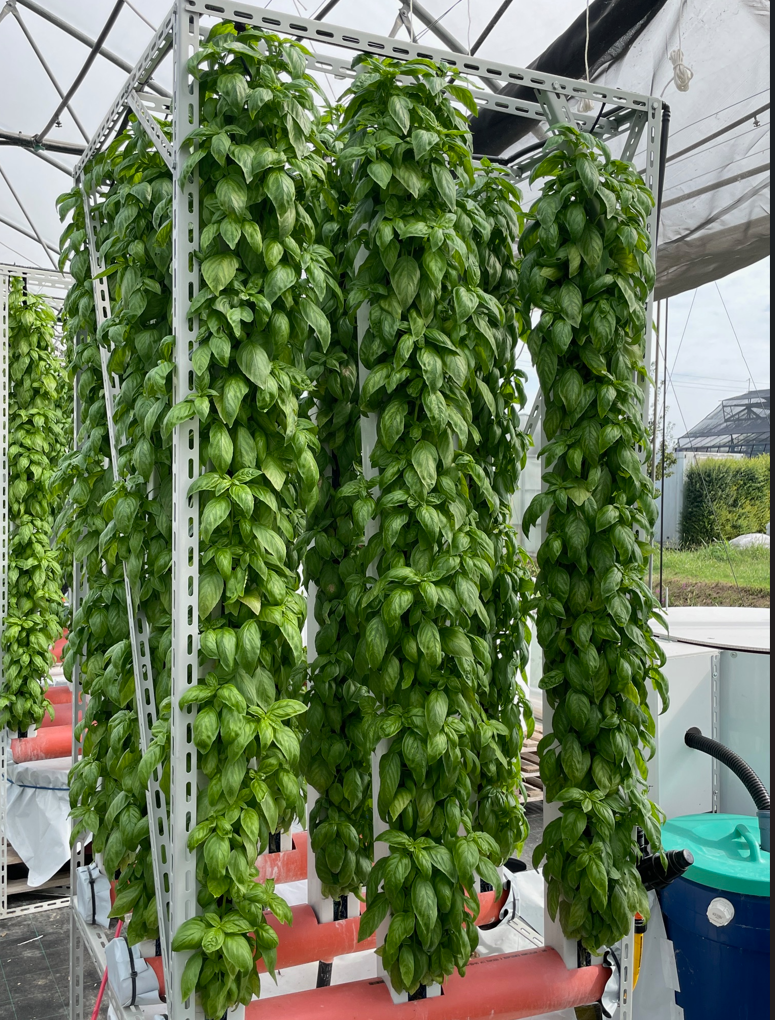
681,454,770,547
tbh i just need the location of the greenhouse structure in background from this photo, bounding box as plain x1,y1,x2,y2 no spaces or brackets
676,388,770,457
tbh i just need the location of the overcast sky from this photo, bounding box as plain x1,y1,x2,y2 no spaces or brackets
0,0,769,438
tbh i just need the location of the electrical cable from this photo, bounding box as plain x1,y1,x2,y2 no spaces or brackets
667,88,769,141
662,145,771,194
666,103,769,165
714,280,759,390
415,0,464,42
667,288,697,378
0,238,42,266
576,0,595,114
584,0,590,84
125,0,155,30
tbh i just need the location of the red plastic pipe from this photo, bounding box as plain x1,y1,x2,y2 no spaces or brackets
253,840,508,916
39,703,74,729
145,887,510,997
92,918,122,1020
51,632,68,664
258,890,506,970
246,948,610,1020
256,833,308,884
11,724,73,761
45,685,73,705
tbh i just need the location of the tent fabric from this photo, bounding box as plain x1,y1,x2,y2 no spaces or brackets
590,0,770,298
470,0,673,154
0,0,768,298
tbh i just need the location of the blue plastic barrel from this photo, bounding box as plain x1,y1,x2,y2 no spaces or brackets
659,813,770,1020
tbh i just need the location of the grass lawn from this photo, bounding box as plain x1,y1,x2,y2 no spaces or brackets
656,543,770,608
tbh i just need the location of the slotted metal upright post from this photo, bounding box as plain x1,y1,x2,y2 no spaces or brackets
0,272,9,921
69,327,87,1020
80,184,172,976
169,5,202,1018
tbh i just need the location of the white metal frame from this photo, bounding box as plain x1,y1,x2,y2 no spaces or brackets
80,183,173,974
69,4,664,1015
0,263,72,920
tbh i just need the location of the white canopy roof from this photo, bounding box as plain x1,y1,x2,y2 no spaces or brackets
0,0,768,299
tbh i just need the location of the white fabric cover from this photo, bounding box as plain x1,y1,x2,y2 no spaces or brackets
105,937,162,1007
5,752,72,886
76,860,112,928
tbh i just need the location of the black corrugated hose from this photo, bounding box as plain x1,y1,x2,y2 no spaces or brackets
685,728,770,810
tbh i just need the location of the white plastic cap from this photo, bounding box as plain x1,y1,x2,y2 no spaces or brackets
707,896,735,927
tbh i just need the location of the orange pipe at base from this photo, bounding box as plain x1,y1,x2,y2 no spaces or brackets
264,904,367,971
247,948,610,1020
256,833,308,885
11,724,74,762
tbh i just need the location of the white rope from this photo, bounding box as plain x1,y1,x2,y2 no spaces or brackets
669,48,693,92
668,2,693,93
467,0,472,54
578,0,595,113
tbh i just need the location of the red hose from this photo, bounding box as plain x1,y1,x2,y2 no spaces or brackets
91,918,122,1020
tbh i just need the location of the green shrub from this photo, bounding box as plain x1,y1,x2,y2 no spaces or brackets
681,455,770,547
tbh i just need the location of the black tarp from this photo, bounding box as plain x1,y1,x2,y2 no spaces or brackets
471,0,672,155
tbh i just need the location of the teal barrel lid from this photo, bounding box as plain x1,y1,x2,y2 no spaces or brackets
661,814,770,897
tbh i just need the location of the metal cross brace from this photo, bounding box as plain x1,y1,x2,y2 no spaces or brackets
79,186,172,976
126,91,174,172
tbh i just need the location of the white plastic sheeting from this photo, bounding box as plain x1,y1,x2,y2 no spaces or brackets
593,0,770,298
5,751,72,886
0,0,768,298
